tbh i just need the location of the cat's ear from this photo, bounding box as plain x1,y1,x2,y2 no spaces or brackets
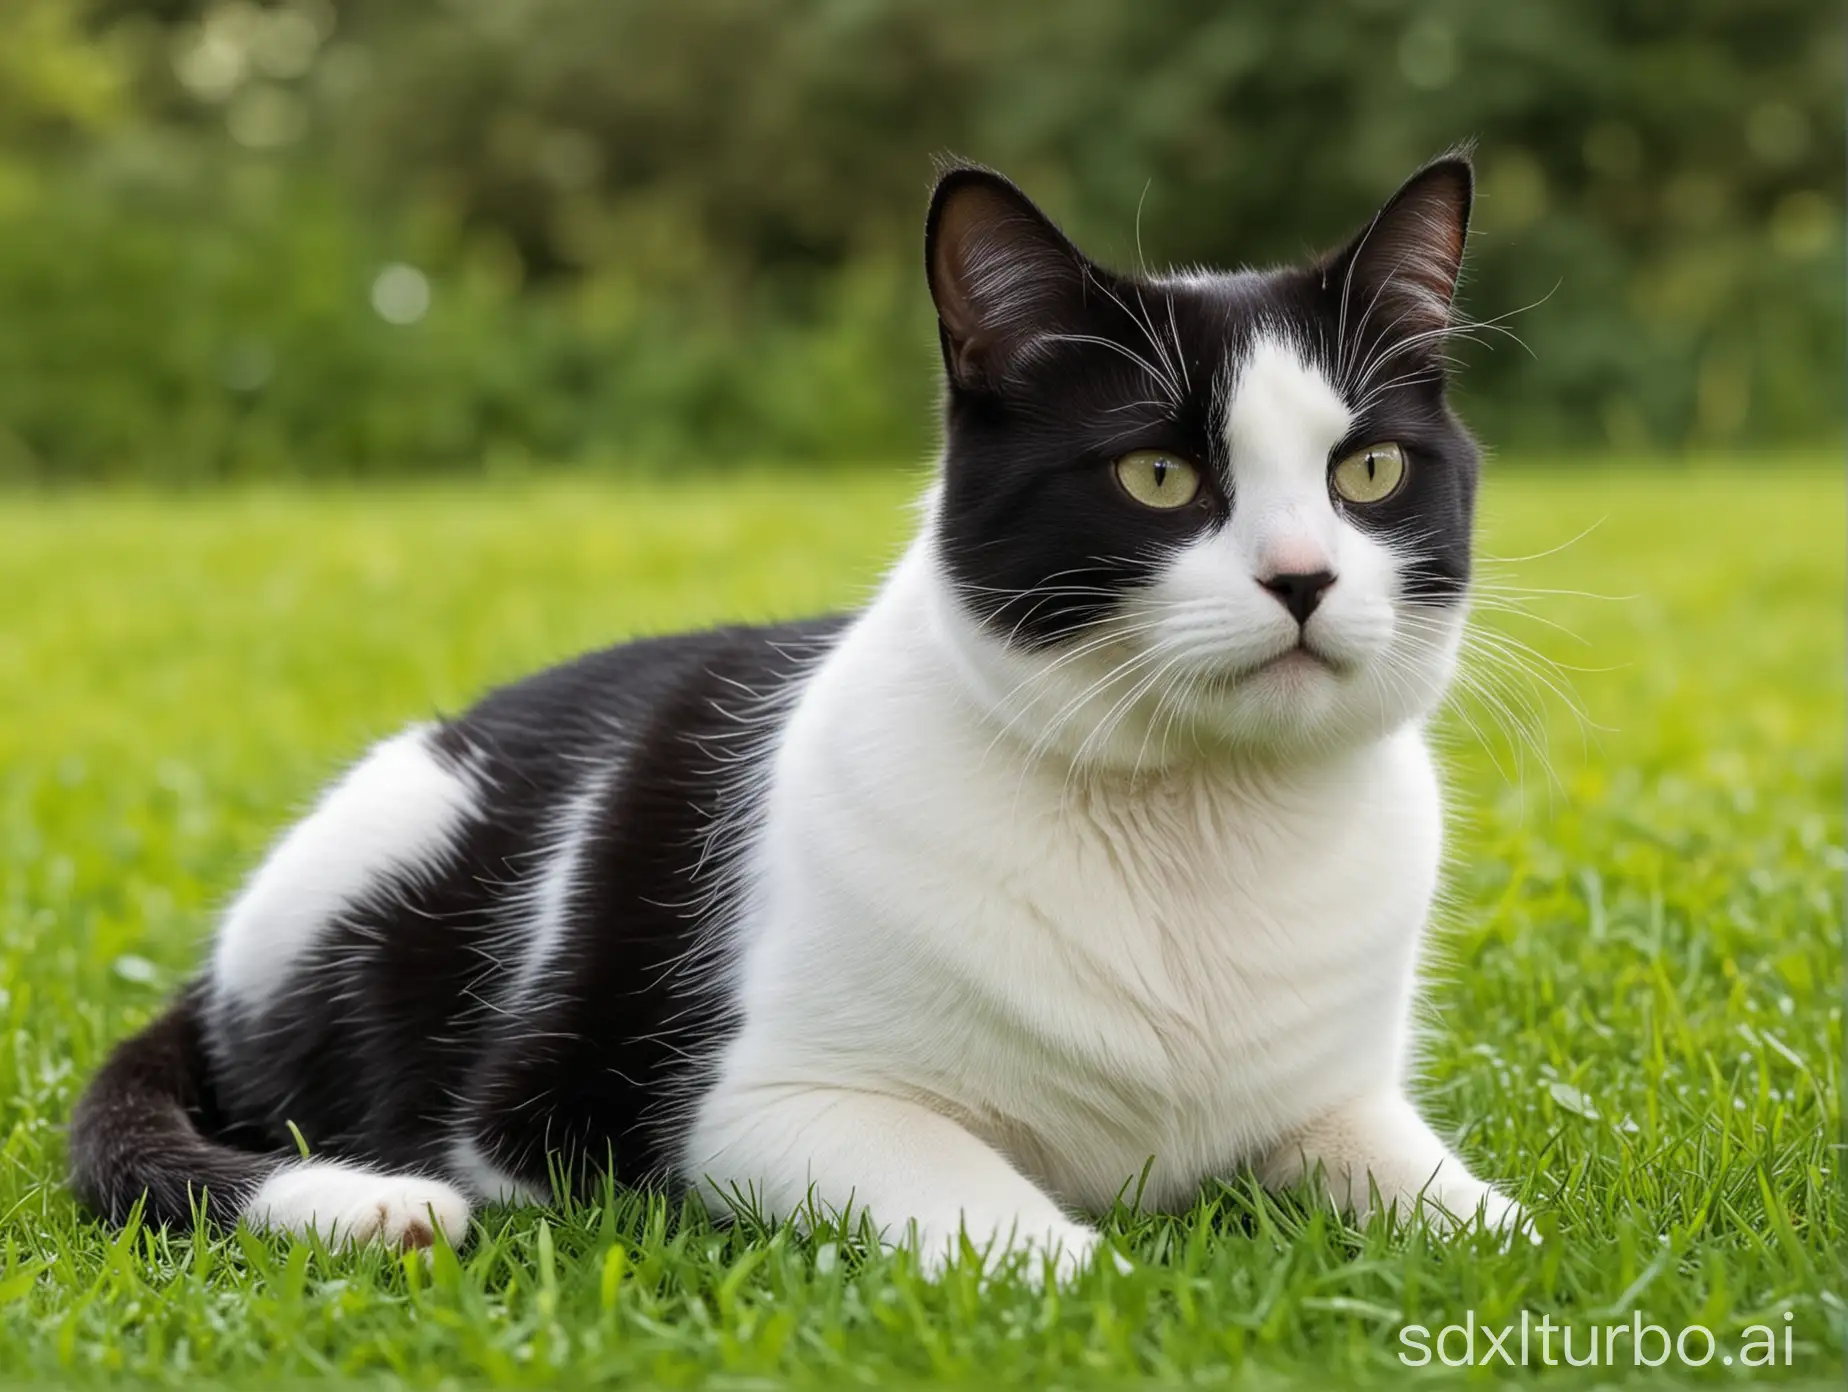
1323,154,1473,341
926,166,1092,388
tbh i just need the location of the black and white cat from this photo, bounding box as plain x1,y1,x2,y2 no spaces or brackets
72,155,1526,1277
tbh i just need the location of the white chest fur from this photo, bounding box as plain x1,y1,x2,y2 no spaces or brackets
708,545,1445,1214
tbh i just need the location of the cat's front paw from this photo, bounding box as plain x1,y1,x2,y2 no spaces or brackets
906,1215,1107,1285
244,1160,471,1250
1416,1183,1536,1245
1474,1187,1538,1244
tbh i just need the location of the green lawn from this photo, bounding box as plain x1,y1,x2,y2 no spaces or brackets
1,463,1841,1387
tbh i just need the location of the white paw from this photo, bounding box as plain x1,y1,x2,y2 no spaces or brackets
1474,1187,1538,1244
906,1216,1108,1285
1416,1184,1536,1245
243,1160,471,1250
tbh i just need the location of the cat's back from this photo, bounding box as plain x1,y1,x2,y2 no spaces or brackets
442,618,845,773
202,615,848,1170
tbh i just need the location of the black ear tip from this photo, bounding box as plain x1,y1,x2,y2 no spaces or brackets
1414,152,1472,187
1420,151,1476,203
927,163,1024,226
931,156,996,187
1392,152,1474,233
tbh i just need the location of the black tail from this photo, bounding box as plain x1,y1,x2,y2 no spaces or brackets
69,985,282,1231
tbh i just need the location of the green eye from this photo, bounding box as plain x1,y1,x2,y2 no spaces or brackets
1331,442,1407,504
1114,450,1202,510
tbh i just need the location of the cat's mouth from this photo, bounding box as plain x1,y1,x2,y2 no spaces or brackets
1202,640,1344,691
1255,643,1342,677
1256,643,1330,669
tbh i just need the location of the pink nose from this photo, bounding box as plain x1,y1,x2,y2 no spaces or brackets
1260,538,1331,578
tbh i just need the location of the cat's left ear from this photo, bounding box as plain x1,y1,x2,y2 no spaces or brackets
1322,154,1473,340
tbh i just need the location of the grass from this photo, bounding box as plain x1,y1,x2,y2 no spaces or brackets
0,461,1841,1388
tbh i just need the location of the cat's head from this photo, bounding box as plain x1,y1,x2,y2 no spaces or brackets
922,157,1480,769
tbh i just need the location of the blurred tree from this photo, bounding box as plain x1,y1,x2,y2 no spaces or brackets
0,0,127,142
0,0,1836,479
328,0,1839,451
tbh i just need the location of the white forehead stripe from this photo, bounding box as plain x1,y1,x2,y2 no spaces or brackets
1222,333,1353,495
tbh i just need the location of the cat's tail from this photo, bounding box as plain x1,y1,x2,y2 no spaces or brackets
71,985,474,1247
68,984,281,1231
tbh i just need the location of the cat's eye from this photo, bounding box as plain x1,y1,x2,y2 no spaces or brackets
1114,451,1202,510
1331,442,1407,505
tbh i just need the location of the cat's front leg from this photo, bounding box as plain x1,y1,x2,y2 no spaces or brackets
1258,1089,1529,1238
686,1080,1103,1281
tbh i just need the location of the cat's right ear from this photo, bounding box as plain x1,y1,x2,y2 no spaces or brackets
1320,155,1474,344
925,167,1091,390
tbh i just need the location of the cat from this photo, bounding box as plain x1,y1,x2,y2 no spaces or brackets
71,152,1527,1279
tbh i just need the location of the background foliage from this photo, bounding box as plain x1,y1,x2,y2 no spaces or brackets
1,0,1840,480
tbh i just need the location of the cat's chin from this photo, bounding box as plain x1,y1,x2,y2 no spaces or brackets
1186,669,1347,752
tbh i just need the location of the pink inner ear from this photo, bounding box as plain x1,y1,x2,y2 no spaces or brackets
1342,162,1472,338
930,188,1007,347
1380,190,1466,305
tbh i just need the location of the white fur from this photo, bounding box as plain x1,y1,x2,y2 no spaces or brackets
243,1159,471,1248
685,332,1517,1274
505,774,610,1008
213,726,479,1009
446,1136,549,1206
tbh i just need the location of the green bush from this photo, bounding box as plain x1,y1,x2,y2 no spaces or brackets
0,0,1838,480
0,160,939,481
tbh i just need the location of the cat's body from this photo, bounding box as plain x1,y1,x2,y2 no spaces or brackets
72,156,1525,1273
690,541,1462,1259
